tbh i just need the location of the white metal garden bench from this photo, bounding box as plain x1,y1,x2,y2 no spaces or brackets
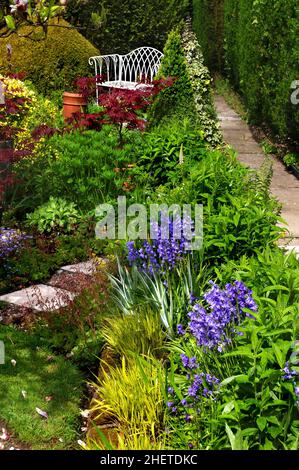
89,47,164,103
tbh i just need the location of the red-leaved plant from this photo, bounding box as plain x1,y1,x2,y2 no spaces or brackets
74,75,104,102
69,77,175,146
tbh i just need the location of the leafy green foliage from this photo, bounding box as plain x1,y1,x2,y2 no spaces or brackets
141,144,282,262
135,118,207,186
26,197,81,234
284,153,299,172
167,249,299,450
8,127,142,214
66,0,189,54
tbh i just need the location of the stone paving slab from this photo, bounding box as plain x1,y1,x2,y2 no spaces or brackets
220,120,250,131
0,285,75,312
218,115,242,122
221,129,254,141
271,174,299,189
232,143,263,154
48,271,93,294
237,153,266,169
58,260,99,276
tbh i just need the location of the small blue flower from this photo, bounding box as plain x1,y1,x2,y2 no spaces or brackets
282,362,298,381
181,354,190,369
177,324,186,336
188,281,257,351
127,216,194,274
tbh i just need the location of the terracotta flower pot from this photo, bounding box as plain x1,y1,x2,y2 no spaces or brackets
63,92,87,121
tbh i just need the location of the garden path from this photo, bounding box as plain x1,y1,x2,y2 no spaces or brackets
214,94,299,248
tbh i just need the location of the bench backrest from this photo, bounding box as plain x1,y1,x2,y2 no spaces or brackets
89,47,164,84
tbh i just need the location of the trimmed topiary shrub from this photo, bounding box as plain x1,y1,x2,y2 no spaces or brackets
0,19,99,95
151,25,221,146
150,26,194,121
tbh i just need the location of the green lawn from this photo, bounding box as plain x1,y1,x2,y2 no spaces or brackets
0,325,83,449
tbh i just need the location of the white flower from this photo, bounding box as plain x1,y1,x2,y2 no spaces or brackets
10,0,28,14
0,428,8,441
35,407,48,419
80,409,90,418
77,440,87,448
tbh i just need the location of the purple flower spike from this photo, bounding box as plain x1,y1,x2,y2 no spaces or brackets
177,324,186,336
188,281,257,351
126,215,194,274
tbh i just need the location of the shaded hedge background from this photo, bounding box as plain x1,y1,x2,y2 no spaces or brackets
0,19,99,94
66,0,189,54
192,0,299,141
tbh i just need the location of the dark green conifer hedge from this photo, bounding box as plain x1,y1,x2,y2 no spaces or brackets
66,0,189,54
192,0,299,140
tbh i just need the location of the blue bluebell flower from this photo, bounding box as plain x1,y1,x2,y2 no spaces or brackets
0,227,30,259
282,362,298,381
127,216,194,274
187,281,257,351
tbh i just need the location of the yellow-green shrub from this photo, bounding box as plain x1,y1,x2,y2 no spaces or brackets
0,75,60,150
101,309,166,359
0,75,35,131
89,356,166,449
0,19,99,94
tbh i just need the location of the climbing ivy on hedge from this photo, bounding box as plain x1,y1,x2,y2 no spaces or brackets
181,26,222,146
192,0,299,141
66,0,189,54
